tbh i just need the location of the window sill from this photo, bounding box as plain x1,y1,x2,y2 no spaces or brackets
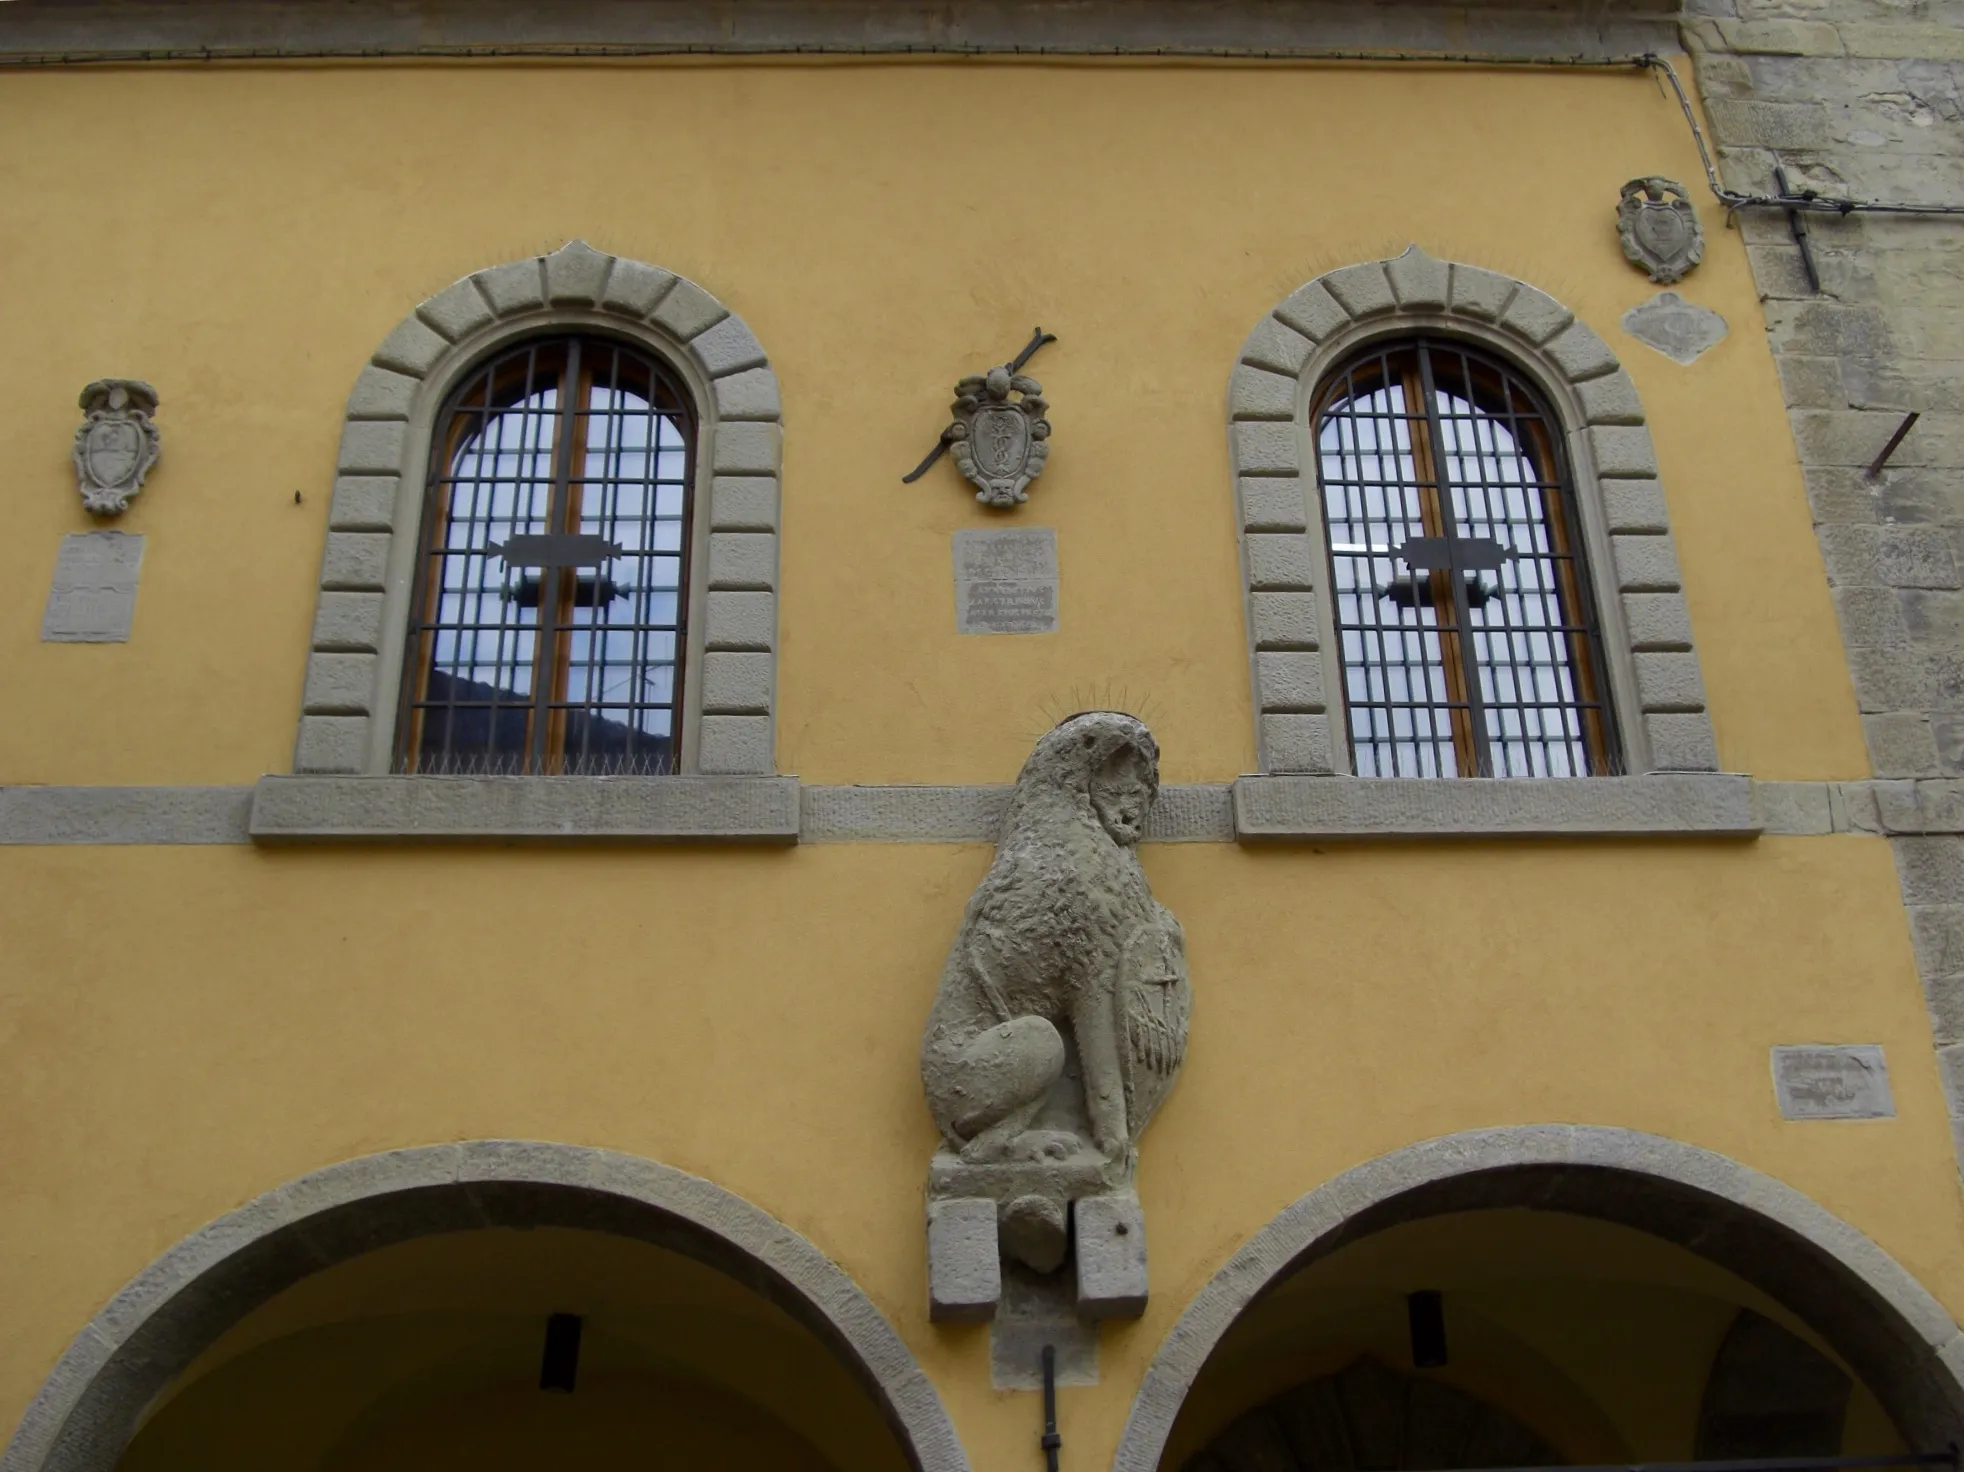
1232,773,1759,841
248,775,802,844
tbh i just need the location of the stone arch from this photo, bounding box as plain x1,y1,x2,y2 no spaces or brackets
295,240,782,778
0,1142,967,1472
1228,246,1717,778
1114,1125,1964,1472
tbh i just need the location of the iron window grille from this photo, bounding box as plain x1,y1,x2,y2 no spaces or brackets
395,334,697,775
1313,338,1617,778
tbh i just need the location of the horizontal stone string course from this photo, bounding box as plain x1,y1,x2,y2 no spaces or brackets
298,240,783,779
8,777,1938,844
1228,245,1719,778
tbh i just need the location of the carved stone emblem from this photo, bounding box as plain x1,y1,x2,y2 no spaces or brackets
1621,291,1729,364
921,712,1189,1320
73,380,161,516
950,365,1051,508
1618,177,1704,285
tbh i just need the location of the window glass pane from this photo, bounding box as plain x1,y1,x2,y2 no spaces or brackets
1315,341,1612,778
398,337,695,775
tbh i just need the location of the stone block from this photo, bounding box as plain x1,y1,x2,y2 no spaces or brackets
1926,973,1964,1047
1384,246,1448,310
416,279,496,342
600,258,677,319
1577,369,1645,425
1909,904,1964,979
336,418,406,476
1500,282,1574,345
1233,773,1756,837
1763,301,1891,359
1447,263,1516,322
1613,533,1683,592
1240,315,1314,377
927,1199,1000,1323
1754,781,1833,835
1603,478,1670,534
1816,524,1881,587
1228,364,1296,421
1803,468,1881,527
1231,422,1300,476
1866,713,1941,778
710,476,779,532
294,716,368,775
652,277,728,341
1545,321,1619,381
712,422,782,476
1896,836,1964,906
1261,713,1335,773
302,653,378,716
1645,713,1721,772
711,367,781,422
372,314,448,377
692,316,768,378
474,259,546,317
1772,354,1844,410
1748,243,1824,302
700,652,774,715
344,365,418,420
320,533,391,591
311,591,386,653
1846,644,1932,712
1771,1045,1895,1120
1879,527,1961,590
706,532,776,590
1274,283,1350,342
1250,592,1320,650
543,239,612,305
1841,21,1964,57
42,532,143,644
329,475,398,532
1708,98,1832,148
1321,262,1396,319
1255,651,1324,713
1622,592,1694,651
697,714,774,775
1244,533,1317,591
1833,586,1909,648
703,591,776,651
1716,18,1844,53
1238,477,1308,533
1074,1194,1148,1320
1635,652,1707,712
1588,425,1661,478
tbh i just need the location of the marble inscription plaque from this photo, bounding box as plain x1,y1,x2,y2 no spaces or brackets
1771,1044,1895,1120
954,527,1058,635
43,531,144,643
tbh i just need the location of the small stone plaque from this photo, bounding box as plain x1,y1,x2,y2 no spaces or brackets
42,531,144,643
954,527,1058,635
1771,1044,1895,1120
1621,291,1728,365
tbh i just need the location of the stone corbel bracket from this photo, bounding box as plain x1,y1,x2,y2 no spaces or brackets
298,239,783,777
1229,245,1719,777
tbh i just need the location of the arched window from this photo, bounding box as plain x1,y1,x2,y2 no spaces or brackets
395,334,697,775
1313,338,1616,779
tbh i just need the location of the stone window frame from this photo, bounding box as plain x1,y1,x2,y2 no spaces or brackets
1230,246,1718,780
295,240,782,779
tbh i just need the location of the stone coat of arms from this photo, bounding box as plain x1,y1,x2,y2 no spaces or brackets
949,364,1051,508
73,380,161,516
1618,177,1705,286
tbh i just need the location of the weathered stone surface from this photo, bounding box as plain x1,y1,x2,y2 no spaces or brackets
42,532,143,643
921,714,1186,1296
1621,291,1730,363
1771,1045,1897,1120
926,1198,1000,1322
1075,1193,1149,1319
953,528,1059,635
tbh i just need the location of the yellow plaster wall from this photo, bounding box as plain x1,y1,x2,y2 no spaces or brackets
0,57,1863,786
1,835,1958,1468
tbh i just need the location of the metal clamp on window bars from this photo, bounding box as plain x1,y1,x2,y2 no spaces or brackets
1380,535,1513,612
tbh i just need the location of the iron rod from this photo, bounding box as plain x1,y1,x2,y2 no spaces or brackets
1040,1343,1061,1472
1866,410,1922,479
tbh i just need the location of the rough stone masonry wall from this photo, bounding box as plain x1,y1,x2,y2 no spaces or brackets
1682,4,1964,1166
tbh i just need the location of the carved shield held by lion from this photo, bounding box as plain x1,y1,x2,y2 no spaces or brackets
1120,908,1190,1136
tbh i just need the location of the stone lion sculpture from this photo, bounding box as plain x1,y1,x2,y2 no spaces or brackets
920,711,1190,1274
